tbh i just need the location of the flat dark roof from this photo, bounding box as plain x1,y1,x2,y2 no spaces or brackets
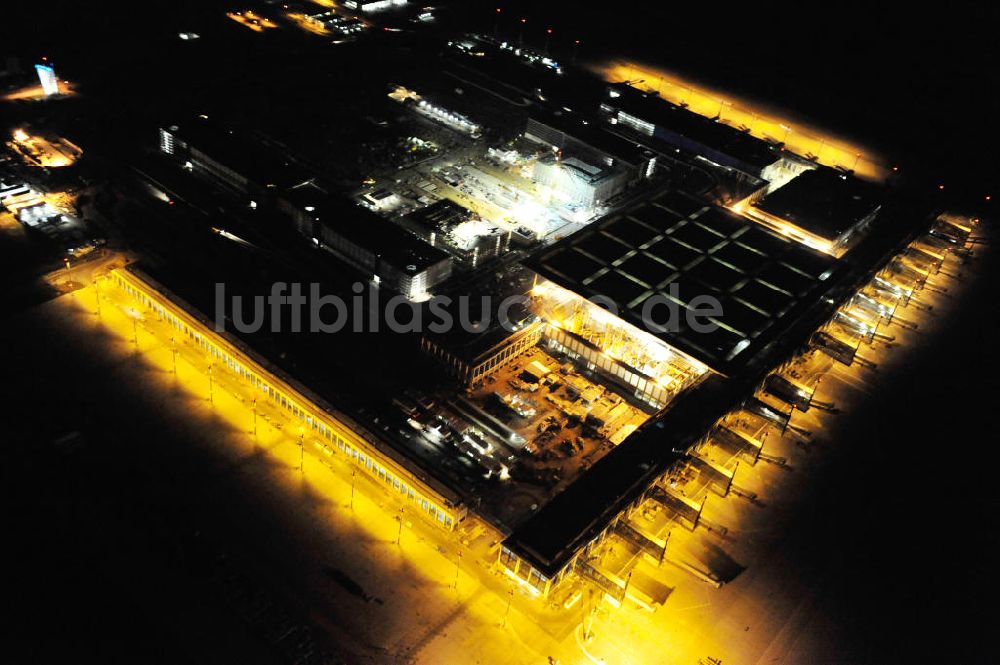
406,199,473,231
164,117,313,191
421,265,536,363
510,190,936,578
508,374,733,577
608,84,780,170
529,109,649,167
525,189,840,374
128,261,467,507
753,167,883,241
284,182,450,275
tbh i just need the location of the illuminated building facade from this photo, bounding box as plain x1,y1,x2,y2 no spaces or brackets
102,196,971,604
406,200,511,270
109,268,466,529
281,182,454,301
421,321,543,386
530,278,709,409
533,152,630,208
344,0,407,12
600,82,790,182
35,63,58,96
146,113,964,607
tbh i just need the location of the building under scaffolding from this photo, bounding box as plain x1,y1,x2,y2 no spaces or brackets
530,279,708,410
533,150,631,208
497,190,965,597
405,200,511,269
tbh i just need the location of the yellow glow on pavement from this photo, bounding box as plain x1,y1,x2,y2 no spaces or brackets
1,80,76,101
41,220,968,665
227,10,278,32
7,130,81,168
593,59,886,181
68,275,586,663
287,12,331,35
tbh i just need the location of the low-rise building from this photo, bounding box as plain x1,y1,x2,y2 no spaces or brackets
160,119,453,300
745,167,882,256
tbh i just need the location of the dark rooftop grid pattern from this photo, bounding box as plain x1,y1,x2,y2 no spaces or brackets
604,217,661,247
627,202,684,232
658,189,709,217
645,237,702,269
526,190,838,371
711,242,767,273
618,253,676,288
669,222,727,252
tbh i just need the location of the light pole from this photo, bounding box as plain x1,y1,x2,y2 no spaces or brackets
518,17,526,47
251,398,257,438
395,507,405,545
501,588,514,628
572,38,581,64
170,336,177,375
132,318,138,349
780,123,792,144
298,428,305,475
93,279,101,317
350,469,357,510
453,551,463,589
208,363,214,404
493,7,501,38
544,27,552,55
583,589,596,640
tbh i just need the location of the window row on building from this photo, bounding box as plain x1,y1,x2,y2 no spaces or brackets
544,327,670,409
498,464,669,598
110,269,462,530
499,545,553,594
420,322,542,387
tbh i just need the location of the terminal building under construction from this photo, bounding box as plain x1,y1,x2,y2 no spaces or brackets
145,85,973,607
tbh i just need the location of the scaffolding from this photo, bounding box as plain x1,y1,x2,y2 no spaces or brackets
530,279,709,409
